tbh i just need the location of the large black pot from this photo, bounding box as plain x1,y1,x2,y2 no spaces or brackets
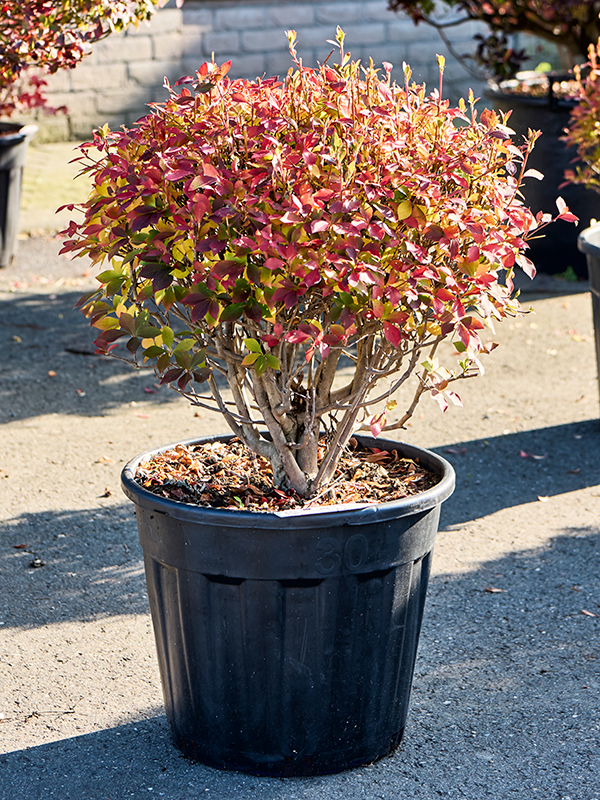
486,76,600,278
0,122,37,268
121,434,455,776
577,225,600,407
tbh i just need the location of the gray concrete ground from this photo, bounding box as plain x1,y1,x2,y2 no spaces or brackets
0,144,599,799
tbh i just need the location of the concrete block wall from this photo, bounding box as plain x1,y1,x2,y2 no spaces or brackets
33,0,488,141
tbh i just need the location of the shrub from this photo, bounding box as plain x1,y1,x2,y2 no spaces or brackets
60,29,576,496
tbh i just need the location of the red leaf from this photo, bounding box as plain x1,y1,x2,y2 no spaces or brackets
383,322,403,348
369,412,386,438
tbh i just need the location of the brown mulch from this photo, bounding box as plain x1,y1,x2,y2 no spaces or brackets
134,437,440,513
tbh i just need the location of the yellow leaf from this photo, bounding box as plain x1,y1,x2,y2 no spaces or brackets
396,200,412,220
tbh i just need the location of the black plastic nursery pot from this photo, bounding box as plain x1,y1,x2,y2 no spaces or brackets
121,434,455,777
577,226,600,407
486,79,600,279
0,122,37,268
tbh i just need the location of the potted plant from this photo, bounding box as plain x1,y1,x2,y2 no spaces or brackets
388,0,600,276
0,0,174,267
563,39,600,405
60,29,576,775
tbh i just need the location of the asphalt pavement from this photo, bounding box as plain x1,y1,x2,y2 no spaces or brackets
0,144,599,799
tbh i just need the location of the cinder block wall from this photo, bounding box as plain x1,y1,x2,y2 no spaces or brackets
35,0,487,141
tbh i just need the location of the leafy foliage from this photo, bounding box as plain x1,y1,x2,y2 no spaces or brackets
388,0,600,77
0,0,174,118
61,29,575,496
563,40,600,193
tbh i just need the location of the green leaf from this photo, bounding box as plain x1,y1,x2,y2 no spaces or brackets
220,303,244,321
143,345,165,359
255,355,267,376
265,353,281,370
161,326,174,349
243,337,262,353
174,338,195,353
94,316,120,331
174,351,192,369
139,325,161,338
454,341,467,353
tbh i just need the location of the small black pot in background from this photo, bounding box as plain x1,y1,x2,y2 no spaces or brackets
0,122,37,268
121,435,455,776
577,225,600,408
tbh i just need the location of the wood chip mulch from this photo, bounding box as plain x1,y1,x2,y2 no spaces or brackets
134,437,440,513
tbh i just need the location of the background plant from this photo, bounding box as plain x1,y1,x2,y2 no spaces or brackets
388,1,600,78
0,0,179,119
563,39,600,193
61,29,575,497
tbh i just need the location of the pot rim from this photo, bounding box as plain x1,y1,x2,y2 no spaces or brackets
578,223,600,256
0,122,38,146
121,433,455,530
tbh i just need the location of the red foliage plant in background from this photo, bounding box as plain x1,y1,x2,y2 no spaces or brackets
563,38,600,193
60,28,576,497
0,0,178,118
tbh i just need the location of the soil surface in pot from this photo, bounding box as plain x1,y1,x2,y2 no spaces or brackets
134,437,440,512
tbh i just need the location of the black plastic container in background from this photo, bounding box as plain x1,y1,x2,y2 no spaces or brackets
486,78,600,279
121,435,455,776
577,225,600,408
0,122,37,268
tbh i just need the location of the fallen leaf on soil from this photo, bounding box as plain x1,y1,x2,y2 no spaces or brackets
12,335,21,343
568,468,581,474
95,456,114,464
520,450,548,460
537,496,549,502
47,370,57,378
484,586,507,593
135,413,150,418
581,609,597,617
144,387,157,394
444,448,467,455
570,586,583,592
100,487,113,497
12,544,28,549
75,389,86,396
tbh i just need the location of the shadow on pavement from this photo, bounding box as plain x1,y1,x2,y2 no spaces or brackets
0,290,227,422
435,418,600,528
1,528,598,800
0,505,148,630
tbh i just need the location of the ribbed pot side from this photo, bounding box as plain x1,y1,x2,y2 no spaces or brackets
122,435,455,776
0,123,37,268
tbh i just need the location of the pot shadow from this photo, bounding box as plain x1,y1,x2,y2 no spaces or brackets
433,417,600,529
1,527,598,799
0,289,229,422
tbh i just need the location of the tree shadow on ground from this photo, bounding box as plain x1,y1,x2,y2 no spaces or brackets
0,528,598,800
434,417,600,528
0,290,230,422
0,504,148,629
